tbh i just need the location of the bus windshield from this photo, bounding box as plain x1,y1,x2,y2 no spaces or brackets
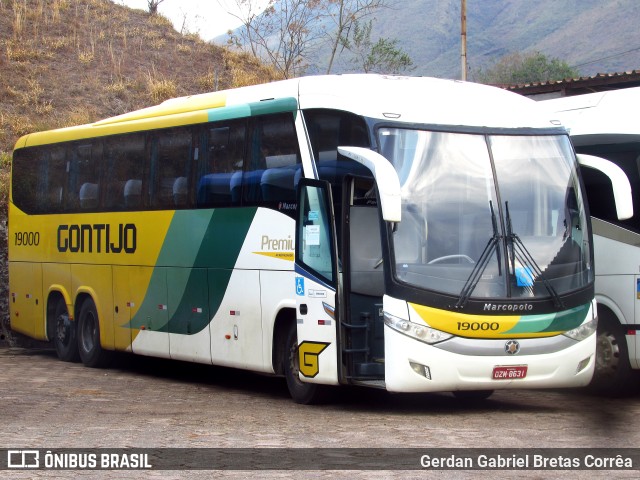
380,128,592,301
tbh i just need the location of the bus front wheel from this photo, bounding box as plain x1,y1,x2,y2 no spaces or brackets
77,298,112,368
284,323,329,405
52,298,79,362
591,316,633,395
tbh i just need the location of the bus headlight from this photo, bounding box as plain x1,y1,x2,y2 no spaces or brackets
384,312,453,345
563,318,597,342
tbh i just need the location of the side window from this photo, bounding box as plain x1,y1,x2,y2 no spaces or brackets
578,143,640,233
104,134,147,211
45,146,68,213
67,142,102,211
151,128,193,209
580,167,617,222
296,181,336,284
12,148,40,214
303,109,371,203
304,109,370,162
243,113,301,207
196,120,246,208
13,145,68,214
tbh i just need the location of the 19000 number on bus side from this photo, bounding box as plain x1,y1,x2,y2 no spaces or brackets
14,231,40,247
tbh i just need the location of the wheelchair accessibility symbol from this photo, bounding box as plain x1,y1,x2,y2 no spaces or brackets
296,277,305,296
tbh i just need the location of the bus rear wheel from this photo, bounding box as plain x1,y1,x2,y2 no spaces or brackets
284,323,329,404
77,298,112,368
53,298,79,362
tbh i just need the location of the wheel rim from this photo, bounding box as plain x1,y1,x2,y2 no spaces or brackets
595,330,620,375
81,310,97,353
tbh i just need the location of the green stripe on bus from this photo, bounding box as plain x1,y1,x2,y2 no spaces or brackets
127,208,257,334
207,97,298,123
249,97,298,117
208,104,251,123
504,303,590,335
540,303,590,333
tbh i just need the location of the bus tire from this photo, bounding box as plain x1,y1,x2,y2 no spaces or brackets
77,298,112,368
590,315,633,395
284,323,329,405
52,297,79,362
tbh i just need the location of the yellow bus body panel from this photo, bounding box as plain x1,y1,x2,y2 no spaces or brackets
9,202,174,350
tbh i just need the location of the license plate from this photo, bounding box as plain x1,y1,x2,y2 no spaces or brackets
492,365,528,380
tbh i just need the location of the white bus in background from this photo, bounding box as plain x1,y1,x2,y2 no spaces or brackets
544,88,640,394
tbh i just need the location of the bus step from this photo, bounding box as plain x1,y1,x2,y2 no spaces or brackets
350,379,386,389
354,362,384,377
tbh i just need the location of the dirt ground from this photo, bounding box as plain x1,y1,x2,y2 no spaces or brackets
2,346,640,479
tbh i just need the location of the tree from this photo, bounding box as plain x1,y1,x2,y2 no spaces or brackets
320,0,388,74
226,0,324,79
476,52,580,85
147,0,166,15
347,20,413,74
224,0,394,78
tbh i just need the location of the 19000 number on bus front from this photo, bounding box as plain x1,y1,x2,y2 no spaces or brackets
457,321,500,332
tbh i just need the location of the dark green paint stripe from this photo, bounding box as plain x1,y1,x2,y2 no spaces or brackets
504,303,590,335
127,208,257,335
249,97,298,117
540,303,591,333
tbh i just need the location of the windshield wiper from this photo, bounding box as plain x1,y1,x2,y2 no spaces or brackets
505,201,565,309
455,201,502,309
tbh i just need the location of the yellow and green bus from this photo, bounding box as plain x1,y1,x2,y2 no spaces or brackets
9,75,604,403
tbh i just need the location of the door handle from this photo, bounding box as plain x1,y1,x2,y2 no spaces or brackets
300,304,308,315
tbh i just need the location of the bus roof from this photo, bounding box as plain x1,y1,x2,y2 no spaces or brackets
543,87,640,139
15,74,558,149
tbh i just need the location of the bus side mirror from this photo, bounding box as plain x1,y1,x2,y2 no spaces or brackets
577,153,633,221
338,146,401,222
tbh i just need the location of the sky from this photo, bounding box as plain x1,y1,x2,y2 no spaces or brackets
111,0,267,40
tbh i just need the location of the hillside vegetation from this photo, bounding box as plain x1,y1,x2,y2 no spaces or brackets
0,0,281,213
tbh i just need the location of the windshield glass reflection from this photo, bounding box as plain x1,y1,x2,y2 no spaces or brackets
378,128,592,301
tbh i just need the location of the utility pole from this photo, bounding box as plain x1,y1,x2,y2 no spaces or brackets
461,0,467,81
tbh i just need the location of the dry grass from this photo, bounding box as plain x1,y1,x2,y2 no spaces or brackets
222,49,282,88
147,71,177,104
0,0,280,224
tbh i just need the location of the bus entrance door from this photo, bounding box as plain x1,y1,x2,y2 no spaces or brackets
294,179,340,387
343,179,385,384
